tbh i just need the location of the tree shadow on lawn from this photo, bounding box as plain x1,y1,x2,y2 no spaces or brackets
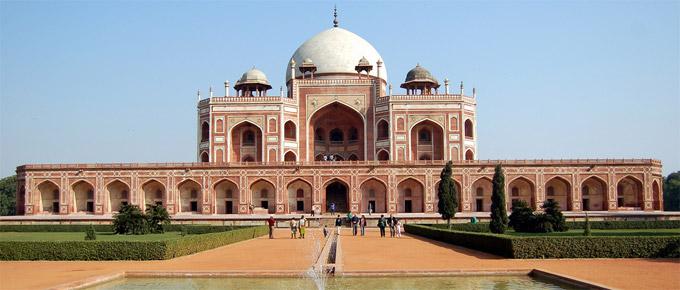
402,232,505,260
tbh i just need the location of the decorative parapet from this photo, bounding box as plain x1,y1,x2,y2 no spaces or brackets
376,94,475,104
17,158,662,172
198,96,296,107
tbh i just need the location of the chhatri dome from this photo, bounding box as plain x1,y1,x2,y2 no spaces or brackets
286,23,387,83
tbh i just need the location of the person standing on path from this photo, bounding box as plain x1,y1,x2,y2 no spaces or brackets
335,215,342,235
359,214,367,236
351,214,359,236
299,215,307,239
388,214,398,237
267,216,275,239
378,215,387,237
330,203,335,215
395,220,403,238
290,217,298,239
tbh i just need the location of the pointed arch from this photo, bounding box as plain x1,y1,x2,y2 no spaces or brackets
287,178,313,214
580,176,608,211
214,179,239,214
508,176,535,209
376,149,389,161
544,176,572,211
360,178,387,214
309,101,366,162
177,179,202,213
376,119,389,140
397,178,425,213
464,119,474,138
465,149,474,161
616,175,643,209
37,180,60,214
284,150,297,162
250,178,276,214
71,180,95,214
471,176,493,212
230,120,264,163
410,119,444,160
200,151,209,162
201,121,210,142
106,179,130,213
324,178,350,214
652,180,661,210
141,179,166,210
284,120,297,141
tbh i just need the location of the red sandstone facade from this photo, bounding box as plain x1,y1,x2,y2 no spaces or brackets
14,23,664,216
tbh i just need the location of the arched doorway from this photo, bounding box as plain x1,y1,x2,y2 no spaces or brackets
284,151,297,162
581,176,607,211
652,180,661,210
142,180,165,210
471,177,493,212
215,179,238,214
397,179,424,213
106,180,130,213
465,150,474,161
434,180,463,212
508,177,535,209
178,180,202,213
38,181,60,214
410,120,444,160
361,179,386,214
287,179,312,214
310,102,365,161
325,181,348,213
616,176,643,209
251,179,276,214
377,150,389,161
231,122,263,162
72,181,95,214
545,177,572,211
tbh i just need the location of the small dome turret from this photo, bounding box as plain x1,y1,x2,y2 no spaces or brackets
400,64,440,95
234,66,272,97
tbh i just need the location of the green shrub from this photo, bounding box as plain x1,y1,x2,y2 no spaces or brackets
0,226,268,261
85,225,97,240
542,200,568,232
180,225,188,237
113,205,149,235
405,224,680,259
508,200,539,232
583,214,591,236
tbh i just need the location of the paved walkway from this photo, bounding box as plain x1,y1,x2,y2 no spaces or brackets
1,228,679,289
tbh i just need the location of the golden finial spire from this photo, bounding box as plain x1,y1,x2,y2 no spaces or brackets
333,6,338,27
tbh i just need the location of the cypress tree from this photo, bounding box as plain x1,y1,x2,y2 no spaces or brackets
85,224,97,240
583,212,592,236
490,164,509,234
438,161,459,229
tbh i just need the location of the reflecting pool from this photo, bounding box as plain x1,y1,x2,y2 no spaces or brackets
86,276,583,290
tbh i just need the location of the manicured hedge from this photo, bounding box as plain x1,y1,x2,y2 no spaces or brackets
405,224,680,259
0,224,241,234
566,220,680,230
0,225,115,232
0,226,268,261
427,223,491,233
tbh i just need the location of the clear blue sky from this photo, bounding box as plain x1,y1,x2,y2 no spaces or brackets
1,0,678,178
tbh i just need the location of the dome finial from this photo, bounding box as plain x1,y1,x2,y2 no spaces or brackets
333,6,339,27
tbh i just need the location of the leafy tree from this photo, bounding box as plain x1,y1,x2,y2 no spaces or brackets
542,200,568,232
438,161,459,229
85,224,97,240
146,204,170,234
583,212,591,236
0,175,17,216
113,204,149,235
664,171,680,211
508,199,537,232
489,164,508,234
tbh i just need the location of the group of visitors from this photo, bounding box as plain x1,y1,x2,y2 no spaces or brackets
266,212,404,239
289,215,308,239
321,154,339,162
377,214,402,238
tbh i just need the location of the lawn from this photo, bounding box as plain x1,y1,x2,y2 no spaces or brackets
504,228,680,237
0,232,185,241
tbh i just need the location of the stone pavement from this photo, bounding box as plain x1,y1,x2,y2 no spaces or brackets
0,228,679,289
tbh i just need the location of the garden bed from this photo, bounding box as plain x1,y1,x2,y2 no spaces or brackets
0,225,268,261
405,224,680,259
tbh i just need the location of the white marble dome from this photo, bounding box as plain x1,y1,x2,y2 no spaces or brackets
286,27,387,82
